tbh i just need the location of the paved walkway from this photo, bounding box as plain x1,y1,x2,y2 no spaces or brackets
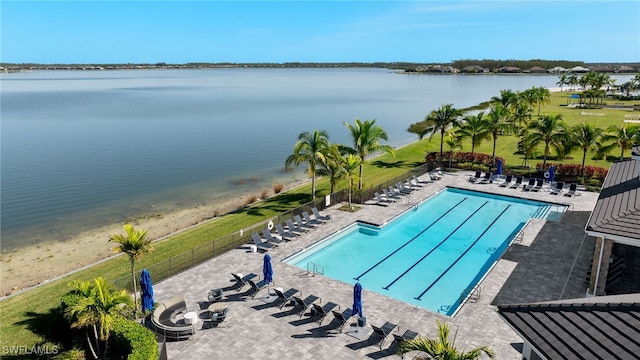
153,171,598,359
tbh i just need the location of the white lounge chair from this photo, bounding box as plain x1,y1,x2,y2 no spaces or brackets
414,174,433,184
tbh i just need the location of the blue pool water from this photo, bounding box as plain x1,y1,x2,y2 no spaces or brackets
285,187,567,316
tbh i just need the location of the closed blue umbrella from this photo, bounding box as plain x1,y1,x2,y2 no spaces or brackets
140,269,154,313
352,282,363,318
263,254,273,284
548,165,555,183
496,159,503,176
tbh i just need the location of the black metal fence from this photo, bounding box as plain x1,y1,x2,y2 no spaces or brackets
114,164,433,291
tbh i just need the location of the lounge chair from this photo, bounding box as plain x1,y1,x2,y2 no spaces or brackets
510,176,524,189
564,183,580,197
247,279,270,299
262,228,287,246
285,218,307,235
396,182,413,194
230,273,258,292
531,178,544,192
293,294,320,318
294,214,316,230
393,329,419,358
302,211,324,226
414,174,433,184
273,287,299,309
275,222,297,240
478,172,492,184
312,207,331,222
524,178,536,191
383,188,401,200
310,302,340,325
331,308,353,333
430,171,443,180
388,185,404,197
251,232,275,251
373,192,391,206
371,321,399,349
551,181,564,195
469,170,482,183
407,177,423,188
498,174,513,187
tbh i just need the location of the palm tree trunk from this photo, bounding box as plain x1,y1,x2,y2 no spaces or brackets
358,164,364,190
543,142,549,170
581,150,587,178
130,260,138,315
348,176,353,211
439,130,445,159
311,173,316,199
85,329,100,360
491,136,497,168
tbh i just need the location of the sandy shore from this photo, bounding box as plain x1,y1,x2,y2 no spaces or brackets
0,180,307,297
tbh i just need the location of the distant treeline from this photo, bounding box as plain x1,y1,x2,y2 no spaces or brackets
1,60,638,72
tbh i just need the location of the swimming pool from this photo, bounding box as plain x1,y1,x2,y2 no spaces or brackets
285,187,567,316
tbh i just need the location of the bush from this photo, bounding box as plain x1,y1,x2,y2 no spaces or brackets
261,190,269,199
109,317,158,360
273,183,284,194
245,195,257,205
425,152,503,168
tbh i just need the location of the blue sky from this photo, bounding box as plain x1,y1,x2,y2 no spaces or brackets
2,1,639,64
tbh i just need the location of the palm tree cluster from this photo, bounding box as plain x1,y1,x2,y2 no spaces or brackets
64,277,134,360
285,119,394,204
556,72,630,105
409,86,640,178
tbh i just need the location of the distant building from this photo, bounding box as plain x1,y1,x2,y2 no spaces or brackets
525,66,546,74
461,65,487,73
495,66,521,73
592,65,615,73
570,66,590,73
616,65,636,73
547,66,567,73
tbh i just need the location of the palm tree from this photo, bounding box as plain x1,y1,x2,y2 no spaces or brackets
444,131,462,170
491,89,517,108
285,130,330,198
532,86,551,116
526,114,567,170
342,154,361,211
398,319,495,359
571,123,603,177
456,112,490,155
599,125,640,160
344,119,394,190
556,74,568,92
109,224,153,314
510,100,532,134
410,104,463,160
486,103,510,167
316,143,346,194
65,277,134,360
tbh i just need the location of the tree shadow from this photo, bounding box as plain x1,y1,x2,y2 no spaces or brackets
7,307,77,359
371,160,407,169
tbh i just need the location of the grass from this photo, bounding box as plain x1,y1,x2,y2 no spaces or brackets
1,90,637,352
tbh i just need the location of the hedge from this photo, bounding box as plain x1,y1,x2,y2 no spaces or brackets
110,317,158,360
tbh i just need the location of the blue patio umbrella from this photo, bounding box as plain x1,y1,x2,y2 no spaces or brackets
548,165,555,183
263,254,273,284
496,159,503,175
140,269,154,313
352,282,363,318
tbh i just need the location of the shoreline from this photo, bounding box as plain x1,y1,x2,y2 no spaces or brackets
0,179,307,296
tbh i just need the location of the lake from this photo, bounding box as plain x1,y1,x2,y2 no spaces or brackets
0,68,629,251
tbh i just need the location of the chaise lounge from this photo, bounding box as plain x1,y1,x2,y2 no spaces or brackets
371,321,399,349
150,295,196,341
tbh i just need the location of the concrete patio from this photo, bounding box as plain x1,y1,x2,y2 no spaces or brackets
152,170,598,359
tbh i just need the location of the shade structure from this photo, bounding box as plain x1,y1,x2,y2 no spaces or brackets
496,159,503,175
352,282,363,318
548,165,555,183
140,269,154,313
263,254,273,284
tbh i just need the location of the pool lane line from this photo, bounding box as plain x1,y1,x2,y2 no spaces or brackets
382,200,489,290
414,204,511,300
354,197,468,281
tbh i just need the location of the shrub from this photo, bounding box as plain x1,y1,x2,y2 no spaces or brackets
109,317,158,360
261,190,269,199
245,195,257,205
273,183,284,194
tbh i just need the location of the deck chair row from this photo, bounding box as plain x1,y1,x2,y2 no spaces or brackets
250,208,332,251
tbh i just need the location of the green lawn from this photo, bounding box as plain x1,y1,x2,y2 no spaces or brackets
1,90,637,353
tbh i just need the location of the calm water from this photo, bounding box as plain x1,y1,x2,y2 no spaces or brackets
286,188,566,315
0,69,625,251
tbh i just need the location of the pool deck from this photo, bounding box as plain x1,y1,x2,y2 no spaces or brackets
154,171,598,359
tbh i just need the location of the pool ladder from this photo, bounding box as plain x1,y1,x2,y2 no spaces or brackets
306,262,324,276
459,285,481,304
404,195,418,210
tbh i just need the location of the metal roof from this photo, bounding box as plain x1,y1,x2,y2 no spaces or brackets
497,294,640,360
585,159,640,243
